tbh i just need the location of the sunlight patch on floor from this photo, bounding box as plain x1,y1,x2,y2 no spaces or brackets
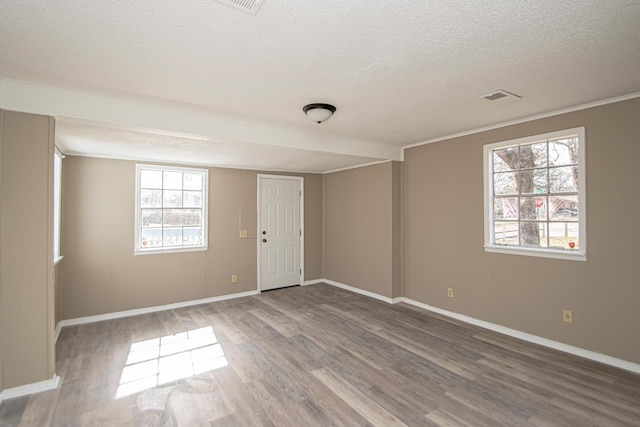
116,326,228,398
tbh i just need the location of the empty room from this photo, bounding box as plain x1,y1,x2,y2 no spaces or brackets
1,1,639,426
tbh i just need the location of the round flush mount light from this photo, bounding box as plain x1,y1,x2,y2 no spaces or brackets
303,103,336,123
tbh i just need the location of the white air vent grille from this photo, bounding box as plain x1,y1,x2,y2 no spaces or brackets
216,0,264,15
480,90,522,103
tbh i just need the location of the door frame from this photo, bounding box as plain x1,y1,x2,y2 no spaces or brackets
256,174,304,292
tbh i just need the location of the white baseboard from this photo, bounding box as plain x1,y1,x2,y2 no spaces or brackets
52,279,640,375
57,289,260,328
323,279,398,304
0,375,60,403
398,297,640,375
320,280,640,375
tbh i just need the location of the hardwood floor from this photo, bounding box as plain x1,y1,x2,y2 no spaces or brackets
1,284,639,426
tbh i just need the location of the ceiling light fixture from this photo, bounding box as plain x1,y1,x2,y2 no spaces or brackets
303,103,336,124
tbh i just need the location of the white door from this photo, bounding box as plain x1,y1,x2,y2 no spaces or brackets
259,176,302,291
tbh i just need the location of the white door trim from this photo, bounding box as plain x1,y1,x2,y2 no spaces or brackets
257,174,304,291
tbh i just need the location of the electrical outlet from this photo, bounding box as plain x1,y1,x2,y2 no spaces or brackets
447,288,454,298
231,274,238,283
239,229,248,238
562,309,573,323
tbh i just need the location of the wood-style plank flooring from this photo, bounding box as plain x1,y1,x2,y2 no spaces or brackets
1,284,639,426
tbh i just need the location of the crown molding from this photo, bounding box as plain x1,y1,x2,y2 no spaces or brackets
403,92,640,150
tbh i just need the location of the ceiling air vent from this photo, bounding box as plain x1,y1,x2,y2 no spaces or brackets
480,90,522,103
216,0,265,15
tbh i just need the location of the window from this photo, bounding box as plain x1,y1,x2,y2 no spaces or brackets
53,149,64,262
484,127,586,261
135,164,208,254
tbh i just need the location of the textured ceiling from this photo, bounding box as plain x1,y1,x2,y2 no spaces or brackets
1,0,640,171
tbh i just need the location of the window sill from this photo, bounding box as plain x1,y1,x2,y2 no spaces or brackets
134,245,208,256
485,245,586,261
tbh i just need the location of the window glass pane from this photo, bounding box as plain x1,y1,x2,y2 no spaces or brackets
549,166,578,193
142,209,163,227
184,191,202,208
549,222,579,250
549,195,579,221
184,173,203,190
519,222,547,247
519,142,547,169
163,190,183,207
141,229,162,248
140,189,162,208
163,171,183,190
493,147,517,172
163,228,183,246
494,172,518,195
163,209,181,227
182,209,202,226
515,170,535,194
548,138,578,166
141,170,162,189
183,227,203,245
494,222,519,245
493,199,501,220
519,169,547,194
494,197,519,220
538,222,549,248
520,197,547,221
163,209,202,227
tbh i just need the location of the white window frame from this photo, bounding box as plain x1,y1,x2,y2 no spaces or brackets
135,163,209,255
53,148,64,264
483,127,586,261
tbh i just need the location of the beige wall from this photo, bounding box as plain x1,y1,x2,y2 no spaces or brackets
302,172,324,280
391,161,402,298
60,157,323,319
323,161,402,298
0,110,55,388
403,98,640,364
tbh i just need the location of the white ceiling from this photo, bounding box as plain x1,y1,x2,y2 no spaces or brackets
55,121,379,173
1,0,639,172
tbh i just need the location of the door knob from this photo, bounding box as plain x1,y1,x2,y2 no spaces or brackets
262,239,267,243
